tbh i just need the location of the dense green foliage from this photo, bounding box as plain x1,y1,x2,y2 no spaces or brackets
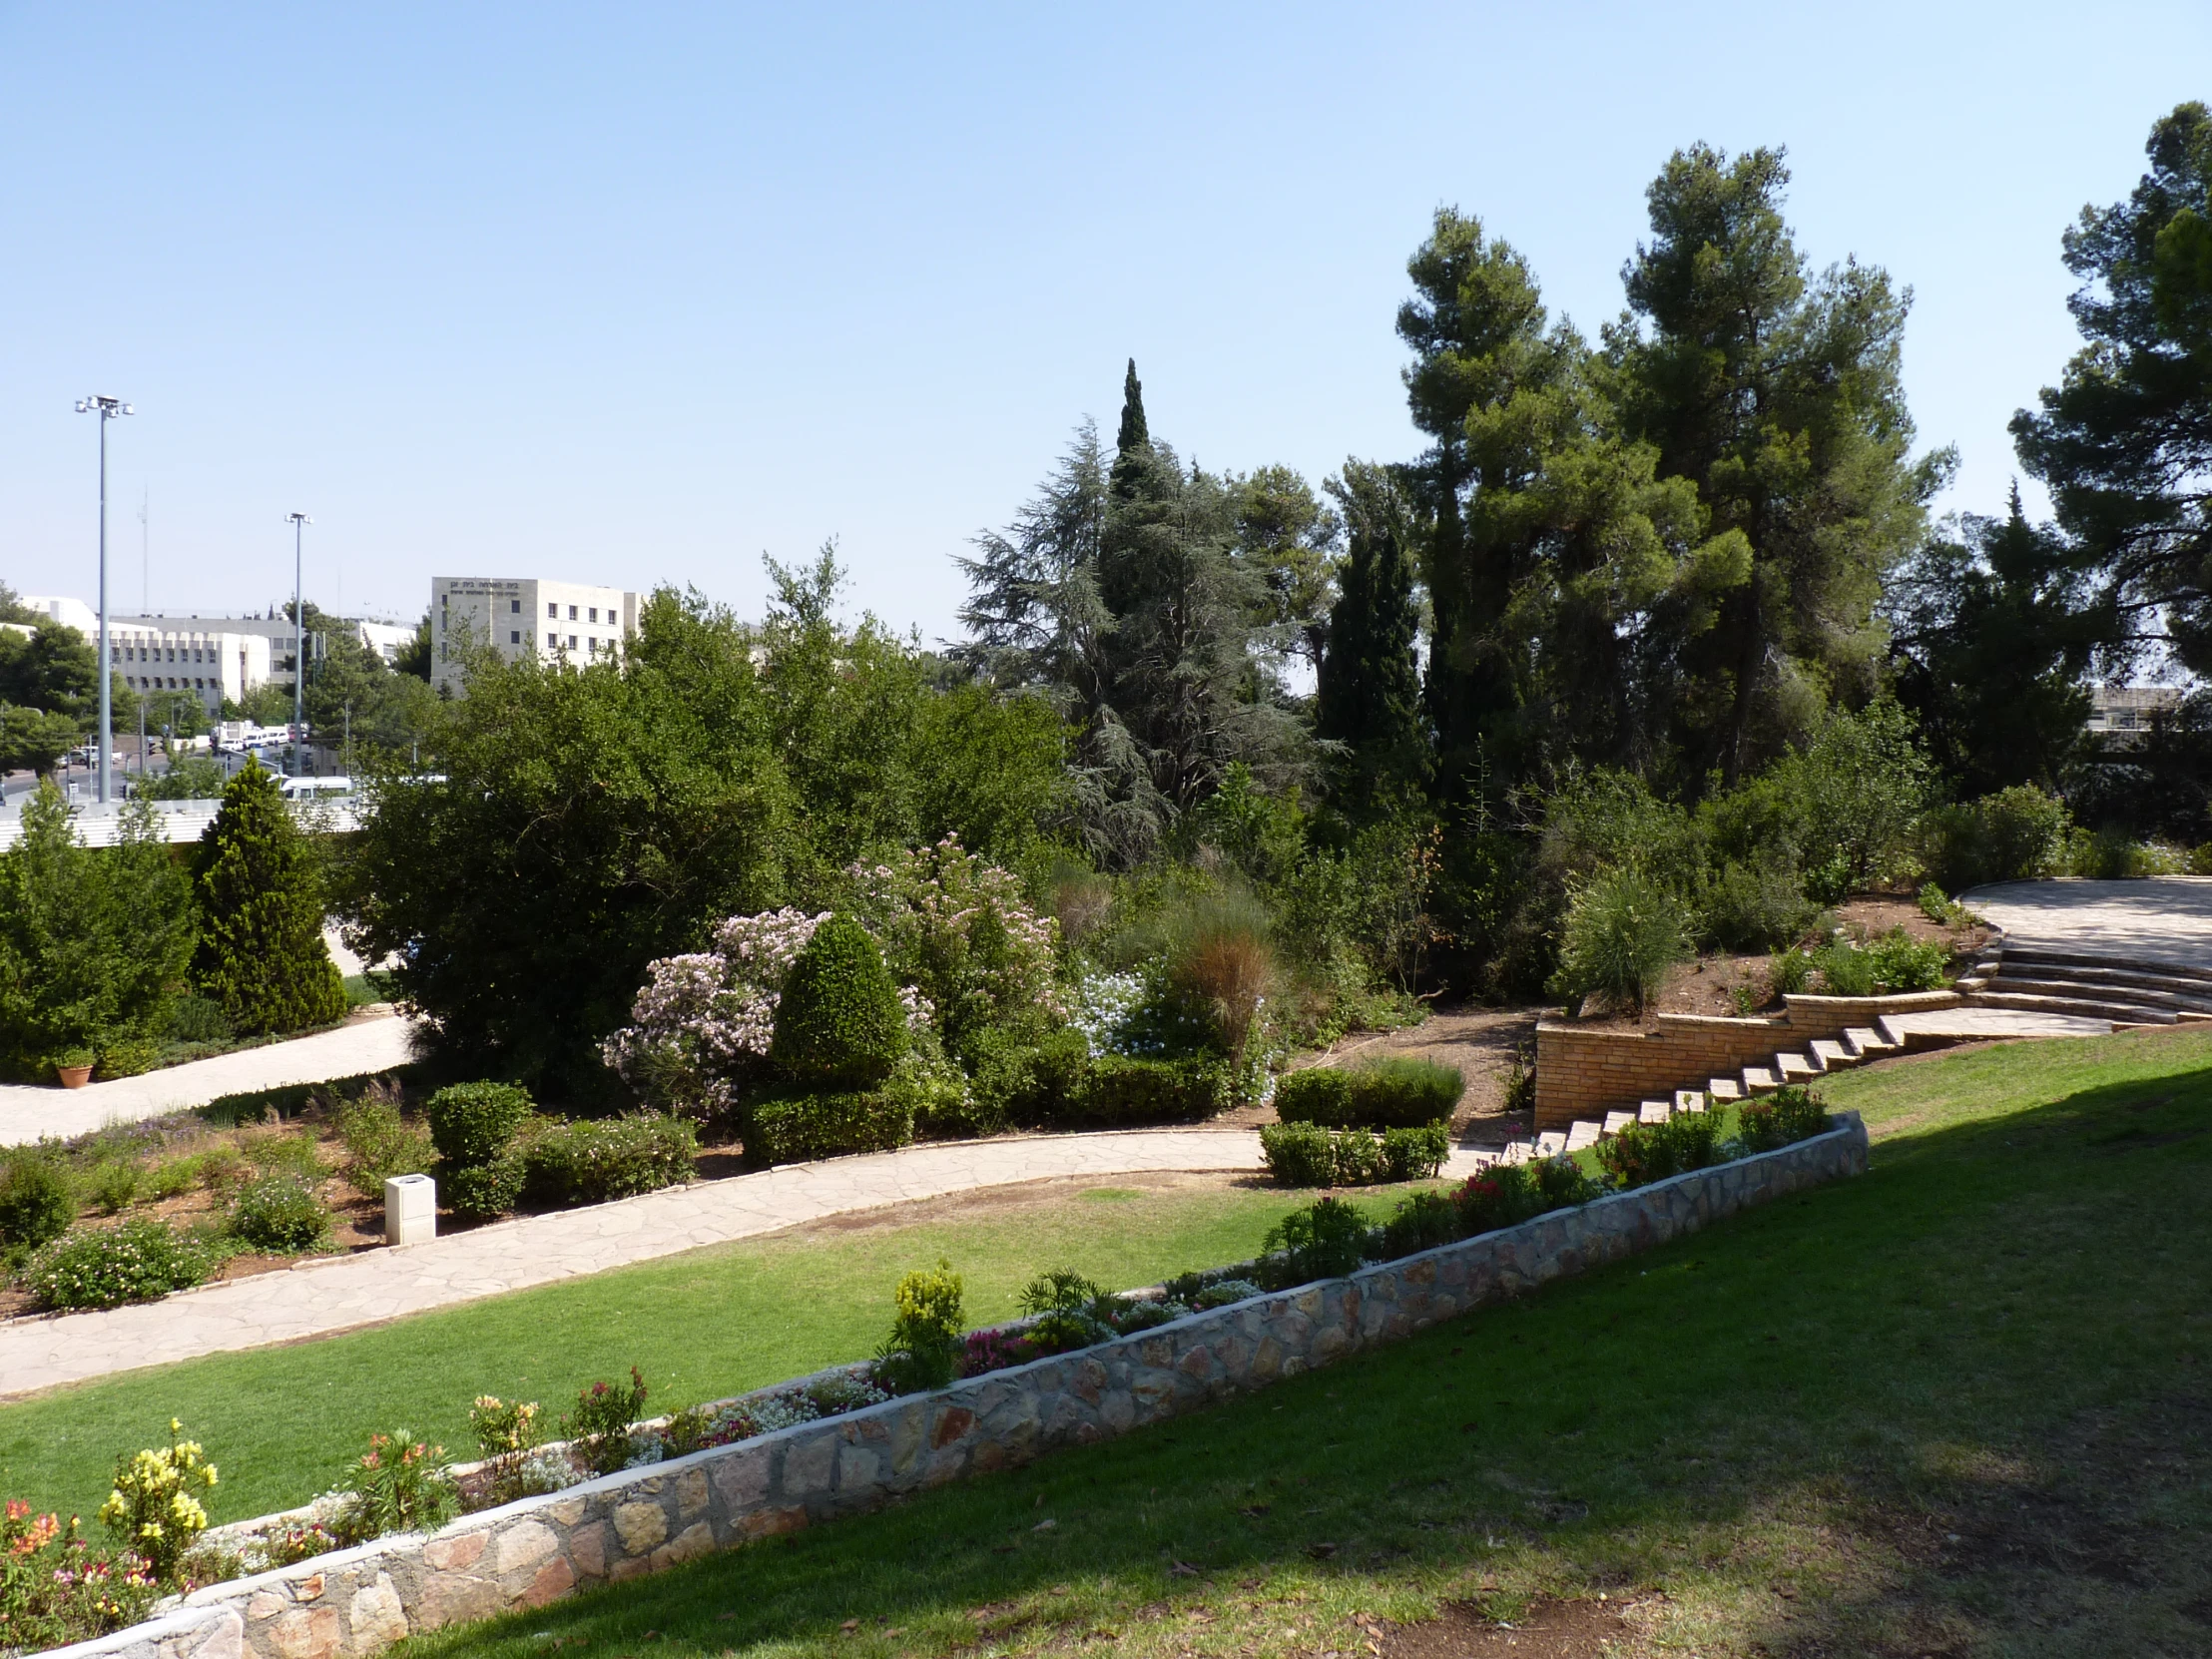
339,580,1066,1096
0,785,195,1075
1257,1121,1450,1186
1272,1056,1461,1129
0,1153,75,1250
192,763,345,1036
521,1115,698,1206
22,1219,216,1311
768,915,909,1088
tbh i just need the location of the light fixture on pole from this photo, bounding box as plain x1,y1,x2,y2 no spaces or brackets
75,395,133,804
285,512,311,778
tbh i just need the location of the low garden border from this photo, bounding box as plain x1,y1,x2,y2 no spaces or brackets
51,1112,1870,1659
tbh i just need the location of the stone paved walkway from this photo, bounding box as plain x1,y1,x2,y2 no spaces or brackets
1961,876,2212,971
0,1130,1497,1398
0,1012,417,1148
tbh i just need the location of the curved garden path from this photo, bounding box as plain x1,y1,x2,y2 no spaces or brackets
0,1128,1498,1399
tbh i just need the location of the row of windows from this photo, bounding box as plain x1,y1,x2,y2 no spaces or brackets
120,644,211,664
504,631,612,653
127,676,211,693
496,598,615,623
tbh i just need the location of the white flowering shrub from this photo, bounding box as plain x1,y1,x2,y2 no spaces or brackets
600,908,829,1115
603,906,941,1116
1070,969,1145,1056
849,834,1065,1060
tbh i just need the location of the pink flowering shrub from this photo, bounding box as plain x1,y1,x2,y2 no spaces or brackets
600,909,830,1115
849,835,1065,1060
0,1499,159,1650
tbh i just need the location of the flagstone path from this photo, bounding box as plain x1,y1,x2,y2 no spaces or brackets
0,1011,417,1148
0,1129,1498,1398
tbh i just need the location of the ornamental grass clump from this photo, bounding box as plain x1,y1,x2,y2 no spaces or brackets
1549,866,1690,1017
97,1420,217,1583
1016,1268,1108,1354
24,1220,216,1311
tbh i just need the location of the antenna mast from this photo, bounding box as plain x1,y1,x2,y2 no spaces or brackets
139,487,149,612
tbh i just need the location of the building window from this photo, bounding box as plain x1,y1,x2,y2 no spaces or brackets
565,605,576,621
510,630,521,645
547,602,558,619
567,634,578,649
510,599,521,614
547,631,559,648
588,607,599,624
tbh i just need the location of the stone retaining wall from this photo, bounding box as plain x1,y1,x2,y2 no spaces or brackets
52,1114,1870,1659
1534,994,1957,1131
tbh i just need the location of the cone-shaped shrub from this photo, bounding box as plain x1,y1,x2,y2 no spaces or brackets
767,913,906,1088
192,760,346,1035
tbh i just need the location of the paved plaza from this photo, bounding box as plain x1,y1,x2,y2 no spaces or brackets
1962,876,2212,970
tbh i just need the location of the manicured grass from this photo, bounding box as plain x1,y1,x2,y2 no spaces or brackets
0,1180,1414,1526
399,1027,2212,1659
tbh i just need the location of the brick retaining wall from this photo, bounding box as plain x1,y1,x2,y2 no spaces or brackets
1533,993,1958,1132
52,1114,1870,1659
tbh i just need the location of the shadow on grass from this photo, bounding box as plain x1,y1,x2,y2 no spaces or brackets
403,1063,2212,1659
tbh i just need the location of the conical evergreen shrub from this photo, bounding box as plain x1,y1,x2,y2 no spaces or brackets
193,761,346,1035
767,913,907,1088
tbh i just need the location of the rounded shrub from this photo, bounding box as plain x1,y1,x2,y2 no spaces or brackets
424,1081,535,1168
24,1219,216,1311
0,1154,76,1249
768,913,908,1088
227,1175,330,1252
442,1154,527,1221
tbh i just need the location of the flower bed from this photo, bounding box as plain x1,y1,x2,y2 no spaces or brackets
42,1108,1867,1659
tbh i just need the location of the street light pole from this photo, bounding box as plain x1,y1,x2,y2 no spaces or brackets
285,512,311,778
75,395,133,804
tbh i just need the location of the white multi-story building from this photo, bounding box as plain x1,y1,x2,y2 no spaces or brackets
19,595,99,634
109,624,275,717
110,612,418,691
430,577,642,695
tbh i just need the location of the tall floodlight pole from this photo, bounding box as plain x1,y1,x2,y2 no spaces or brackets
285,512,311,777
76,395,134,804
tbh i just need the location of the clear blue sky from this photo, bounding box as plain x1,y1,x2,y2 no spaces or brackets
4,2,2205,640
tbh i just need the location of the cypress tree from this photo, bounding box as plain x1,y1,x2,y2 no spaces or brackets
1110,358,1150,498
1317,462,1429,805
193,760,346,1034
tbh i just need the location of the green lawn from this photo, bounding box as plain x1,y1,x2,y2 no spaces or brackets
385,1027,2212,1659
0,1180,1414,1525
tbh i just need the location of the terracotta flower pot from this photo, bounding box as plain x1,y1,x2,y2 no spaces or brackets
56,1064,94,1090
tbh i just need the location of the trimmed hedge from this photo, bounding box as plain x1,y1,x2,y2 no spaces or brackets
768,914,908,1088
523,1115,698,1206
1274,1056,1461,1129
746,1088,916,1165
442,1154,526,1221
1259,1121,1450,1187
1078,1055,1229,1126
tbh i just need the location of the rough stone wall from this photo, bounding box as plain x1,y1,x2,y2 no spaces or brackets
52,1116,1869,1659
1534,995,1959,1131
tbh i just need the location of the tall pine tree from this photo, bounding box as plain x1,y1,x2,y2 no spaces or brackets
1316,461,1427,806
1606,145,1948,787
194,760,346,1034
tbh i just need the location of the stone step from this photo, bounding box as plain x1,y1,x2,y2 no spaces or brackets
1707,1077,1744,1103
1999,946,2212,989
1877,1015,1909,1047
1987,971,2212,1012
1638,1099,1673,1124
1844,1025,1898,1056
1741,1065,1780,1095
1603,1109,1638,1135
1533,1131,1568,1158
1965,989,2179,1024
1565,1120,1601,1152
1809,1038,1856,1069
1674,1089,1707,1113
1775,1052,1819,1083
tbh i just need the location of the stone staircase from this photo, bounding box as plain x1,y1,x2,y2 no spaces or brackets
1501,1018,1910,1163
1955,944,2212,1027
